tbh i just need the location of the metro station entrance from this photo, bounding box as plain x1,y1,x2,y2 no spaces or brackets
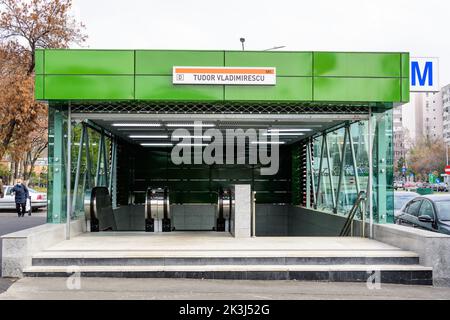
39,49,407,238
49,102,394,237
9,48,430,282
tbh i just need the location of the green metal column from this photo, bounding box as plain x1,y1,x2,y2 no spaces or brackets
47,105,67,223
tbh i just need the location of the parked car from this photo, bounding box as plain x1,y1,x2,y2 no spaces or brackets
436,183,449,192
0,185,47,211
415,182,424,188
403,181,416,189
396,195,450,235
394,181,404,190
393,191,420,220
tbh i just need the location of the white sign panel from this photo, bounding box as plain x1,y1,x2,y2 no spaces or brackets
173,66,276,85
410,57,439,92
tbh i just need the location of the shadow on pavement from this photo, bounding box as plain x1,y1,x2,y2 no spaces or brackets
0,278,17,295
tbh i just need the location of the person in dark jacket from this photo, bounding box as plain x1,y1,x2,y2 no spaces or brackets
12,179,29,217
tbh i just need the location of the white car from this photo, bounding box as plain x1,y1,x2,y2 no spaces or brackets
0,185,47,211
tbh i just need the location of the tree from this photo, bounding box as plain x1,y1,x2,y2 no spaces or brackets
0,162,11,181
0,0,87,177
0,42,36,160
0,0,87,74
407,135,447,181
17,111,48,180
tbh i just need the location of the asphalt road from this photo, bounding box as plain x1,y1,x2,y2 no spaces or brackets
0,209,46,292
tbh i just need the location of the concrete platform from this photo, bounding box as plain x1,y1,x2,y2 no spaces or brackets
20,232,433,285
37,231,419,252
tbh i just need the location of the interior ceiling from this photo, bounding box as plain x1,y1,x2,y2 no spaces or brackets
81,114,359,146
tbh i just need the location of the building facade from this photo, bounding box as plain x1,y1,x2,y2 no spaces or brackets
442,84,450,144
393,105,407,175
422,91,444,140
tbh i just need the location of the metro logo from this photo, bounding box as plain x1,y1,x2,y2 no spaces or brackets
411,61,433,86
410,57,439,92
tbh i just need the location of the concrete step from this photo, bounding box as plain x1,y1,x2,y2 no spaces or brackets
23,264,433,285
31,251,420,266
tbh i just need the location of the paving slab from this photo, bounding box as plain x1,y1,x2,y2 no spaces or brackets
1,277,450,300
42,232,409,253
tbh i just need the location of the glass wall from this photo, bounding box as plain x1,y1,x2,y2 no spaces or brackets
307,110,394,224
47,104,115,223
47,103,393,225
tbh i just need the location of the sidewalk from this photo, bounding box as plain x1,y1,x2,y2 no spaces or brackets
1,278,450,300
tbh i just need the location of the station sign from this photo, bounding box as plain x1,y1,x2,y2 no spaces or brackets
410,57,439,92
173,66,276,85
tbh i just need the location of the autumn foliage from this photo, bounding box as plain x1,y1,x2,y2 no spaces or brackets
407,135,447,181
0,0,86,181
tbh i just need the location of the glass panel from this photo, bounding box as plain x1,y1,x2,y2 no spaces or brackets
352,121,370,220
312,135,322,207
70,123,112,219
317,136,333,211
328,128,343,213
337,128,358,215
70,122,84,217
373,109,394,223
435,201,450,221
407,200,422,216
419,200,434,218
47,104,68,223
303,113,394,225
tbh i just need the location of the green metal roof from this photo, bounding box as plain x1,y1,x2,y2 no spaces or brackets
35,49,410,104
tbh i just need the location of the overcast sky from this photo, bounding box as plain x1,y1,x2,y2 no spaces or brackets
72,0,449,86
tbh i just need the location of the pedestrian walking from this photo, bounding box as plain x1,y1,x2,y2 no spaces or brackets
12,179,29,217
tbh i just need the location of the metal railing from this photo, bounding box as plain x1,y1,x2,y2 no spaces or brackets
339,191,367,237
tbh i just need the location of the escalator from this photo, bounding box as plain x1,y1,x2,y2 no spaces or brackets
85,185,234,233
145,187,172,232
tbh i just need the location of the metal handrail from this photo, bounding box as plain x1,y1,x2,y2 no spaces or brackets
85,186,115,232
339,191,367,237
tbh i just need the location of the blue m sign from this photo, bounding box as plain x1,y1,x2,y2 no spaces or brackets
410,58,439,92
411,61,433,86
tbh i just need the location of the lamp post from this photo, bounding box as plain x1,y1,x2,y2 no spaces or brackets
240,38,245,51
